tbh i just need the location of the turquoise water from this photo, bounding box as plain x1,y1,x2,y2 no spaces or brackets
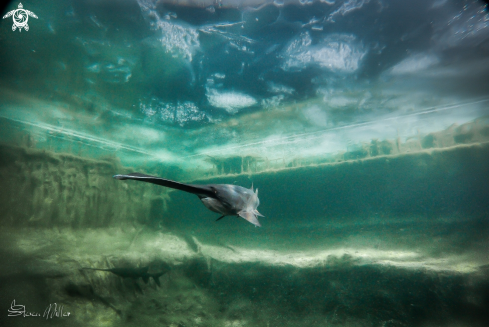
0,1,488,326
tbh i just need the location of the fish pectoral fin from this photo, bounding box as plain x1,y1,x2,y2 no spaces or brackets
216,215,226,222
142,276,149,284
253,210,265,217
152,276,161,287
238,211,261,227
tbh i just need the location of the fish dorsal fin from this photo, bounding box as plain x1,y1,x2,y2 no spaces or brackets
238,211,261,227
251,183,254,191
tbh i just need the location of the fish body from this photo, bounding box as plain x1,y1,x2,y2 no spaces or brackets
114,173,263,227
81,267,167,286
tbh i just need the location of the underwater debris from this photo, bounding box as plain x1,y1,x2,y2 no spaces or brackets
181,233,202,253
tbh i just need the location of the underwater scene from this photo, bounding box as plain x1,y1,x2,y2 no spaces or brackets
1,0,489,326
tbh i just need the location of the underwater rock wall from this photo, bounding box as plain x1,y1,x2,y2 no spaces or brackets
201,118,489,177
0,144,167,228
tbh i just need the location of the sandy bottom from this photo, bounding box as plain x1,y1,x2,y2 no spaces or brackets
0,227,488,327
3,226,487,274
